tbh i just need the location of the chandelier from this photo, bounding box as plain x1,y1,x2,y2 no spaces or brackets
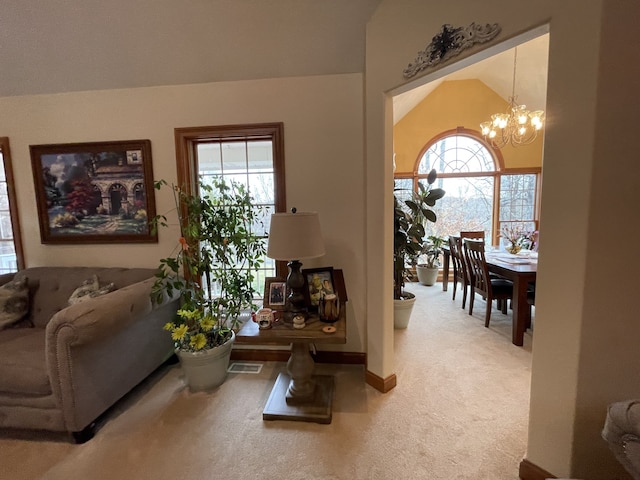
480,47,545,148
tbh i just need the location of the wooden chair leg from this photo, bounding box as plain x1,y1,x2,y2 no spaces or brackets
501,299,508,314
485,296,492,327
462,281,468,309
452,278,457,301
468,287,474,315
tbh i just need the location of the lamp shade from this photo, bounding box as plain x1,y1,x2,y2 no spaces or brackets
267,211,325,261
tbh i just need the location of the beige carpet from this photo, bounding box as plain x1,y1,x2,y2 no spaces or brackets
0,282,532,480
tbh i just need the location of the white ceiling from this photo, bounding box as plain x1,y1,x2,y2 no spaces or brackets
1,2,548,124
393,34,549,124
0,0,382,97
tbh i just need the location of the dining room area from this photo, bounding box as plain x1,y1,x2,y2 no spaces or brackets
391,33,546,347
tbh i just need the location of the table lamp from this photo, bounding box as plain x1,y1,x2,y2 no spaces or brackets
267,209,325,321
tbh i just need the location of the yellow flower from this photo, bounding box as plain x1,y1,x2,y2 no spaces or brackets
171,324,189,341
190,333,207,350
200,316,216,332
163,322,175,331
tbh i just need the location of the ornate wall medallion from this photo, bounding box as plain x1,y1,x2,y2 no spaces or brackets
403,22,502,79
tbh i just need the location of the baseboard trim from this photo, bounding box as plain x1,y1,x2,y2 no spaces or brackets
519,459,556,479
230,348,366,366
230,349,290,363
365,370,397,393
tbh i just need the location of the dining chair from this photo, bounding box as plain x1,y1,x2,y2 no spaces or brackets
456,231,484,309
463,239,514,328
448,236,468,308
460,231,485,241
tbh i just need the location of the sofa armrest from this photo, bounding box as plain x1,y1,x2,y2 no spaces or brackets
602,399,640,479
45,276,180,432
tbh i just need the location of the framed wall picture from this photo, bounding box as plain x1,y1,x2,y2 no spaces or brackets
264,277,287,309
302,267,334,308
30,140,157,244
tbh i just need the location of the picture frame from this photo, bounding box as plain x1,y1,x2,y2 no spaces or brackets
302,267,335,308
30,140,158,244
263,277,287,309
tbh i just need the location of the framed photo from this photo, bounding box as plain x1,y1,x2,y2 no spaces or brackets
30,140,157,244
264,277,287,309
302,267,334,308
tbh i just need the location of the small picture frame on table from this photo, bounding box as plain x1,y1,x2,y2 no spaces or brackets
263,277,287,310
302,267,335,309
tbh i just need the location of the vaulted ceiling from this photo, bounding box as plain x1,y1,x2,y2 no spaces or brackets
2,1,548,122
393,34,549,124
0,0,382,97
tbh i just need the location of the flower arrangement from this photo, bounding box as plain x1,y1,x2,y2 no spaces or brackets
500,223,538,252
150,176,266,352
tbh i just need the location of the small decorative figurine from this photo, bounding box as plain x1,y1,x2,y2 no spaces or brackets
292,314,306,329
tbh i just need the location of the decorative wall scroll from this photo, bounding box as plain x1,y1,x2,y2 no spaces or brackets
403,22,502,79
30,139,157,244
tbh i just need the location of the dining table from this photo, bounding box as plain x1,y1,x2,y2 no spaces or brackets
441,245,537,347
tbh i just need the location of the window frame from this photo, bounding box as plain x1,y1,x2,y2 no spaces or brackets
174,123,287,278
0,137,25,272
397,127,541,244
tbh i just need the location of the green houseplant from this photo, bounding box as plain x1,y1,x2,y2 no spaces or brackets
393,169,445,327
150,176,266,390
416,235,446,286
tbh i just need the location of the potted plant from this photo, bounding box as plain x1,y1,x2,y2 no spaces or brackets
393,169,445,328
150,176,266,391
416,235,446,286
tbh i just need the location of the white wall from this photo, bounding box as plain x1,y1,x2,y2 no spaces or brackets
366,0,640,477
0,73,367,353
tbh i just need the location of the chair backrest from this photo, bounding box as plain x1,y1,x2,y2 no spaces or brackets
460,231,485,241
463,238,490,297
448,236,465,281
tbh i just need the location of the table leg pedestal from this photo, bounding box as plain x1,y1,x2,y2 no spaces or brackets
262,341,334,424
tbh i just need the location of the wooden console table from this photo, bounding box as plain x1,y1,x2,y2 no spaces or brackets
235,301,346,424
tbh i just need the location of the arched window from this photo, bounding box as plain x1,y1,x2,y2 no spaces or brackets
394,128,539,245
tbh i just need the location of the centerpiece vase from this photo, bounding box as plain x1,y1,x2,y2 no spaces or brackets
176,330,235,392
506,243,522,255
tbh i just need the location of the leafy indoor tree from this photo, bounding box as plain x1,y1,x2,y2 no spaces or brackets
393,169,445,300
150,176,266,352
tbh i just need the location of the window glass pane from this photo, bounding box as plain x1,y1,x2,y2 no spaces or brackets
425,176,494,240
196,143,222,174
198,138,277,299
499,174,536,222
221,141,248,174
247,141,273,173
419,135,494,174
0,149,17,272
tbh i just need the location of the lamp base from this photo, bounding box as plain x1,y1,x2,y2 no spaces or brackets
284,260,307,322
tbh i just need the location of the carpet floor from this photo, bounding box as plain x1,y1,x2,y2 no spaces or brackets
0,282,533,479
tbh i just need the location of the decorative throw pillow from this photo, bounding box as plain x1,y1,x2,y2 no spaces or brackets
0,276,30,330
68,275,116,305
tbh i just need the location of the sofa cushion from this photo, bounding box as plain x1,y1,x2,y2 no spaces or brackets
0,277,30,331
68,275,116,305
0,328,50,395
14,267,157,328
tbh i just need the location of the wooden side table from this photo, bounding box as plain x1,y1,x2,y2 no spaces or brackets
235,305,346,424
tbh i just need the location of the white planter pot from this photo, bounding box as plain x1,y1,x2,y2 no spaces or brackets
394,291,416,329
416,265,439,286
176,330,235,391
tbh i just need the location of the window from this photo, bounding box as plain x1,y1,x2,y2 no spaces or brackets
175,123,286,297
395,128,539,244
0,138,24,273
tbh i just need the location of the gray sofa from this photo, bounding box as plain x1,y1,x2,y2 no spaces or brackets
602,399,640,479
0,267,179,442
